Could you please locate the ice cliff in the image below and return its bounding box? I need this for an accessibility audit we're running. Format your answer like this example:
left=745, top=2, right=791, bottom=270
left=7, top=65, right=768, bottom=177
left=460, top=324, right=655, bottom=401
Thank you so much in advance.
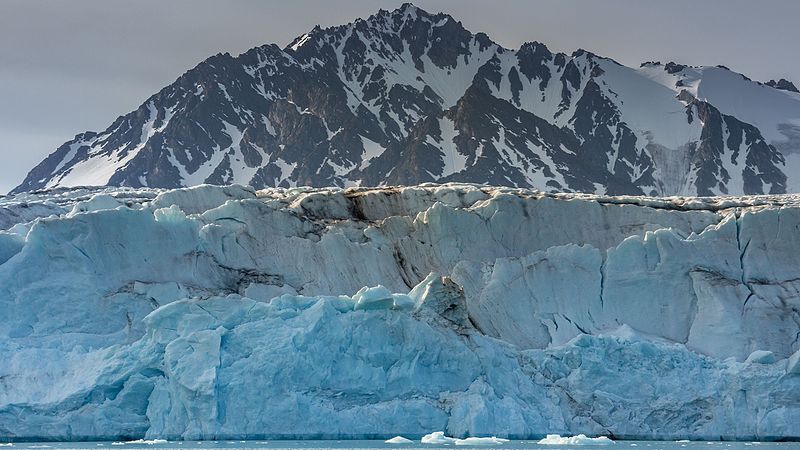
left=1, top=183, right=799, bottom=441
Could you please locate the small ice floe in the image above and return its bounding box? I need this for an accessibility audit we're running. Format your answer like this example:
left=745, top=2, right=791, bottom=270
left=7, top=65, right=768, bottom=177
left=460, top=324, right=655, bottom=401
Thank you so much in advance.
left=0, top=444, right=12, bottom=447
left=676, top=440, right=690, bottom=443
left=537, top=434, right=614, bottom=445
left=111, top=444, right=126, bottom=446
left=121, top=440, right=167, bottom=445
left=421, top=432, right=457, bottom=444
left=454, top=437, right=509, bottom=446
left=385, top=436, right=414, bottom=444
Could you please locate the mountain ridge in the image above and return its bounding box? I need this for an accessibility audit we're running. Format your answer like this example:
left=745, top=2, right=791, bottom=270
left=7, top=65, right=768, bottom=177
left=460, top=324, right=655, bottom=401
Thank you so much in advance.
left=12, top=3, right=800, bottom=195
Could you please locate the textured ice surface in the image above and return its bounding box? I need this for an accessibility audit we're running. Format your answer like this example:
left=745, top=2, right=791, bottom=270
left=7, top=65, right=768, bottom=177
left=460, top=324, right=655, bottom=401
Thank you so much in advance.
left=1, top=184, right=799, bottom=441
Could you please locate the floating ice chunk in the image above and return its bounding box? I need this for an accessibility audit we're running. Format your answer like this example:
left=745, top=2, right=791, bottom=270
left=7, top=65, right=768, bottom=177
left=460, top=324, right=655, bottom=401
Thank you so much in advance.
left=111, top=443, right=125, bottom=446
left=745, top=350, right=776, bottom=364
left=385, top=436, right=414, bottom=444
left=454, top=437, right=509, bottom=445
left=353, top=285, right=394, bottom=310
left=537, top=434, right=614, bottom=445
left=0, top=445, right=12, bottom=447
left=122, top=440, right=168, bottom=445
left=422, top=431, right=458, bottom=444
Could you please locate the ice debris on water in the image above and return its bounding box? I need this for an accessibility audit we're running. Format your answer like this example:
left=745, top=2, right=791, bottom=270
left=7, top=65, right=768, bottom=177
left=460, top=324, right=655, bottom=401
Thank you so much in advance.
left=537, top=434, right=614, bottom=445
left=454, top=437, right=509, bottom=445
left=421, top=432, right=458, bottom=444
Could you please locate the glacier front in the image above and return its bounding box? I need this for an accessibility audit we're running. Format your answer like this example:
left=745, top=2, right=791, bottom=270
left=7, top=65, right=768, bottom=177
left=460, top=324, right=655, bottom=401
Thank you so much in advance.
left=1, top=183, right=799, bottom=441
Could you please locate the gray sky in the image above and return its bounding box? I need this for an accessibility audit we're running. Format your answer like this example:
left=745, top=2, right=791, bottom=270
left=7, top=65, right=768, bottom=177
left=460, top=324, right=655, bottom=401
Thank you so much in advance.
left=2, top=0, right=799, bottom=194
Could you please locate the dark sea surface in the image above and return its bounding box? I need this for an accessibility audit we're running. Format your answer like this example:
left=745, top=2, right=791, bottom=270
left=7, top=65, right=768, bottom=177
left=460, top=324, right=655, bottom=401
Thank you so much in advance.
left=2, top=440, right=797, bottom=450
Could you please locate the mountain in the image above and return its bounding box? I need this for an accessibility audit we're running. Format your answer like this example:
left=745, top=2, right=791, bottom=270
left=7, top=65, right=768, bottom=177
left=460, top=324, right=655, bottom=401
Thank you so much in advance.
left=12, top=4, right=800, bottom=196
left=2, top=184, right=800, bottom=440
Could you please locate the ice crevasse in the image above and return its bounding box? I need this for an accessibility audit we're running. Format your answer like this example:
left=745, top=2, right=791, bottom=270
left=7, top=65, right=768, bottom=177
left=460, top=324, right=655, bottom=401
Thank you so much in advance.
left=0, top=183, right=799, bottom=441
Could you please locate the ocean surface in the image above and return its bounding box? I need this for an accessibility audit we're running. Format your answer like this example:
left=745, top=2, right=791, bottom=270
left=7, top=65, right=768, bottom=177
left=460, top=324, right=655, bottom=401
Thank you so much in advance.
left=1, top=440, right=797, bottom=450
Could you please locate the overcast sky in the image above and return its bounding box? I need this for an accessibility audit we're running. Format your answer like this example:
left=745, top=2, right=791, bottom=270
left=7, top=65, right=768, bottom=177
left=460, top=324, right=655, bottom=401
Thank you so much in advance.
left=2, top=0, right=799, bottom=194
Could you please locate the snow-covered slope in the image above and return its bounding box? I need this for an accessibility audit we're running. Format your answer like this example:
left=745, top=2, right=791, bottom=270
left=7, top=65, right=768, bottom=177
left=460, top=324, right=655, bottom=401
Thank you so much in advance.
left=1, top=184, right=799, bottom=441
left=12, top=4, right=800, bottom=196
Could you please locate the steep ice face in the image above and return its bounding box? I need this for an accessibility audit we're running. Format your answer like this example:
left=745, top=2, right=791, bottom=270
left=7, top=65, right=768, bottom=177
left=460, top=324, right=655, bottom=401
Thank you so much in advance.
left=1, top=184, right=800, bottom=440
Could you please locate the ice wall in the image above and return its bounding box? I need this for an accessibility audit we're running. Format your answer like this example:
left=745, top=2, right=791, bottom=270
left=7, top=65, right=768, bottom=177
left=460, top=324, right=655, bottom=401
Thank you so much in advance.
left=1, top=184, right=799, bottom=441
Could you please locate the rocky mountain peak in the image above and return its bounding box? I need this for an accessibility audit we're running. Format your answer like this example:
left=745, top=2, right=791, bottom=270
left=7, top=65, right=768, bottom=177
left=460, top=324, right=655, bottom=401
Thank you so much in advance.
left=766, top=78, right=799, bottom=93
left=12, top=4, right=800, bottom=197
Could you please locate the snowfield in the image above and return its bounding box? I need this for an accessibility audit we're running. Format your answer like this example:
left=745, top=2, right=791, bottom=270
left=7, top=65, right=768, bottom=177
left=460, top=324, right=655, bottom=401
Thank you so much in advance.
left=0, top=183, right=799, bottom=441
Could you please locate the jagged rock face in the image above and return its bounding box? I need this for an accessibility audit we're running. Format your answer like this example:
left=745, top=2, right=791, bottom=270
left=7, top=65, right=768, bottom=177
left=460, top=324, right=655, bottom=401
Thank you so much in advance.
left=766, top=78, right=799, bottom=93
left=2, top=184, right=800, bottom=440
left=12, top=4, right=800, bottom=197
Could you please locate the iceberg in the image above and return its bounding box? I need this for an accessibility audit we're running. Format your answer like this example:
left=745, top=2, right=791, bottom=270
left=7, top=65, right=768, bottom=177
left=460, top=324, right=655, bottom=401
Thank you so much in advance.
left=422, top=432, right=458, bottom=444
left=537, top=434, right=614, bottom=445
left=385, top=436, right=414, bottom=444
left=0, top=184, right=799, bottom=441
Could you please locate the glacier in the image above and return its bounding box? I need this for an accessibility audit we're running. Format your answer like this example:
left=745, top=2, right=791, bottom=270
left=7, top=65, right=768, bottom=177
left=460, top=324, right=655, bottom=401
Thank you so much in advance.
left=1, top=183, right=799, bottom=441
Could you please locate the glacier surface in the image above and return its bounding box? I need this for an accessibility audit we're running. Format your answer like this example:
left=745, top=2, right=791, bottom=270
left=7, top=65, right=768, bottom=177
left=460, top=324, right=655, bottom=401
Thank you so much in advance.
left=1, top=183, right=799, bottom=441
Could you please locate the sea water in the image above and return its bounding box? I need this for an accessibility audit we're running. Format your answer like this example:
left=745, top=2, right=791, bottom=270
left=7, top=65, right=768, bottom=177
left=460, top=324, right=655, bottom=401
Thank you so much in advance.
left=1, top=440, right=797, bottom=450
